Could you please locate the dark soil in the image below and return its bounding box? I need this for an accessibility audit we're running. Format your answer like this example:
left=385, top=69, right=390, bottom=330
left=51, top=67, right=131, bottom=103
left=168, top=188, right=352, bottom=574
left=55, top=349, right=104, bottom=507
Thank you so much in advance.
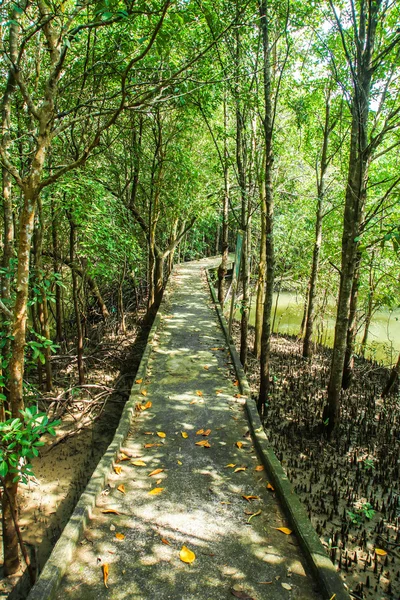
left=233, top=324, right=400, bottom=600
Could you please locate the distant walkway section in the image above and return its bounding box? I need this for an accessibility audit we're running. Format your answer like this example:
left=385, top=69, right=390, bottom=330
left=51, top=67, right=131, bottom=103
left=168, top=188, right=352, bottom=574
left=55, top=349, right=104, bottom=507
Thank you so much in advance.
left=29, top=259, right=327, bottom=599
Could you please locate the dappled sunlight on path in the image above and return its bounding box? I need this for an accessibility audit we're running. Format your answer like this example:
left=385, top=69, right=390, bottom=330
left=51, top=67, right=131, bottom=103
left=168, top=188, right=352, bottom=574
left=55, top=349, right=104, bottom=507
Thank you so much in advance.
left=54, top=259, right=321, bottom=600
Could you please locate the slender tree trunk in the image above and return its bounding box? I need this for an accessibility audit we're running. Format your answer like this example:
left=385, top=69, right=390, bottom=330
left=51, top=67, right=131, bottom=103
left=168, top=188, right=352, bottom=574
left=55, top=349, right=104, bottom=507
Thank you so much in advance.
left=154, top=252, right=164, bottom=310
left=51, top=198, right=63, bottom=343
left=69, top=220, right=84, bottom=385
left=258, top=0, right=275, bottom=415
left=118, top=257, right=127, bottom=334
left=218, top=95, right=230, bottom=305
left=342, top=254, right=361, bottom=389
left=254, top=181, right=267, bottom=358
left=299, top=282, right=309, bottom=339
left=360, top=278, right=374, bottom=359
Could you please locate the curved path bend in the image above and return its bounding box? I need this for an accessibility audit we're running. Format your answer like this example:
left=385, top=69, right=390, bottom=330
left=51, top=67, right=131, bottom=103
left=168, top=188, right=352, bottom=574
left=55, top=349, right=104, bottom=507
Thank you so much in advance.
left=36, top=260, right=324, bottom=600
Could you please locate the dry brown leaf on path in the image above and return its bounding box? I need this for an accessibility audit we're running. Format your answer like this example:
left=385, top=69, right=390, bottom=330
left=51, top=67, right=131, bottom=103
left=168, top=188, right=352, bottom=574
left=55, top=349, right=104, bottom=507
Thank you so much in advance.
left=141, top=389, right=147, bottom=396
left=180, top=545, right=196, bottom=564
left=117, top=484, right=126, bottom=494
left=375, top=549, right=387, bottom=556
left=203, top=429, right=211, bottom=436
left=195, top=440, right=211, bottom=448
left=234, top=467, right=246, bottom=473
left=216, top=390, right=223, bottom=395
left=190, top=400, right=197, bottom=405
left=266, top=483, right=275, bottom=491
left=149, top=487, right=164, bottom=495
left=115, top=533, right=125, bottom=540
left=157, top=432, right=166, bottom=438
left=233, top=380, right=239, bottom=386
left=203, top=365, right=209, bottom=370
left=144, top=443, right=162, bottom=448
left=242, top=495, right=260, bottom=502
left=135, top=378, right=143, bottom=384
left=196, top=429, right=204, bottom=435
left=196, top=390, right=203, bottom=396
left=114, top=466, right=122, bottom=475
left=181, top=431, right=188, bottom=438
left=144, top=401, right=152, bottom=409
left=236, top=442, right=243, bottom=449
left=118, top=453, right=130, bottom=461
left=161, top=538, right=171, bottom=545
left=255, top=465, right=264, bottom=472
left=131, top=460, right=146, bottom=466
left=148, top=468, right=164, bottom=477
left=225, top=464, right=236, bottom=468
left=102, top=509, right=120, bottom=515
left=102, top=564, right=109, bottom=588
left=275, top=527, right=292, bottom=535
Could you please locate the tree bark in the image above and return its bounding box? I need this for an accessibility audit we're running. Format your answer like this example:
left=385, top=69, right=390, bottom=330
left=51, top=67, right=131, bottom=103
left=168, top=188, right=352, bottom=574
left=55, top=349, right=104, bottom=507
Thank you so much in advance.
left=258, top=0, right=275, bottom=416
left=342, top=253, right=361, bottom=389
left=254, top=180, right=267, bottom=358
left=69, top=219, right=85, bottom=385
left=326, top=0, right=378, bottom=434
left=218, top=94, right=230, bottom=305
left=382, top=352, right=400, bottom=397
left=1, top=475, right=19, bottom=576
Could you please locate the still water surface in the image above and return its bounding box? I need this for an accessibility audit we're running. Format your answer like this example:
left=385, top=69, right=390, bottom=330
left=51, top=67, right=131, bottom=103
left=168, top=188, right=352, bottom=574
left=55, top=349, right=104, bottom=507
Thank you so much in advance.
left=246, top=292, right=400, bottom=366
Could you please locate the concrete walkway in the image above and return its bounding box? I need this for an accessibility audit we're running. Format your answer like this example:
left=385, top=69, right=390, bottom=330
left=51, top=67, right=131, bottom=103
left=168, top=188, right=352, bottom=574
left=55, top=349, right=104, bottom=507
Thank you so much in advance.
left=53, top=260, right=322, bottom=600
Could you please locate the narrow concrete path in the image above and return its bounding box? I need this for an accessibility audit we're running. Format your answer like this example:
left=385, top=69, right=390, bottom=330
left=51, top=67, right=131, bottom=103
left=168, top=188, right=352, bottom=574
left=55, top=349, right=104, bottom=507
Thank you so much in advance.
left=54, top=260, right=322, bottom=600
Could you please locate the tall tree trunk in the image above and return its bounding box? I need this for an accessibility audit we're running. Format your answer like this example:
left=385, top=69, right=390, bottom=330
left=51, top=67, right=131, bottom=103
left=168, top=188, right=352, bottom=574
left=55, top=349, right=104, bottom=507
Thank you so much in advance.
left=326, top=0, right=378, bottom=434
left=258, top=0, right=275, bottom=415
left=154, top=252, right=164, bottom=310
left=218, top=94, right=230, bottom=305
left=69, top=220, right=85, bottom=385
left=342, top=253, right=361, bottom=389
left=303, top=94, right=331, bottom=357
left=360, top=265, right=374, bottom=358
left=51, top=198, right=63, bottom=344
left=254, top=181, right=267, bottom=358
left=33, top=197, right=52, bottom=391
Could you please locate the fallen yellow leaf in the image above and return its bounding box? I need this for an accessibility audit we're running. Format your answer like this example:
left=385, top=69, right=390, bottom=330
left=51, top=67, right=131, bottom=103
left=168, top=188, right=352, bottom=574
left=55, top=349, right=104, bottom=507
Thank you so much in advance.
left=196, top=429, right=205, bottom=435
left=233, top=380, right=239, bottom=386
left=117, top=484, right=126, bottom=494
left=255, top=465, right=264, bottom=472
left=141, top=390, right=147, bottom=396
left=195, top=440, right=211, bottom=447
left=115, top=533, right=125, bottom=540
left=114, top=466, right=122, bottom=475
left=216, top=390, right=223, bottom=395
left=242, top=495, right=260, bottom=502
left=157, top=432, right=166, bottom=438
left=247, top=509, right=262, bottom=522
left=225, top=464, right=236, bottom=468
left=375, top=548, right=387, bottom=556
left=180, top=545, right=196, bottom=564
left=275, top=527, right=292, bottom=535
left=102, top=509, right=120, bottom=515
left=102, top=563, right=109, bottom=588
left=234, top=393, right=242, bottom=398
left=236, top=442, right=243, bottom=449
left=203, top=429, right=211, bottom=436
left=144, top=431, right=153, bottom=435
left=119, top=453, right=130, bottom=461
left=149, top=487, right=164, bottom=495
left=234, top=467, right=246, bottom=473
left=131, top=460, right=146, bottom=466
left=144, top=443, right=162, bottom=448
left=196, top=390, right=203, bottom=396
left=266, top=483, right=275, bottom=491
left=181, top=431, right=188, bottom=438
left=135, top=378, right=143, bottom=384
left=144, top=401, right=152, bottom=409
left=161, top=538, right=171, bottom=545
left=203, top=365, right=209, bottom=370
left=177, top=460, right=182, bottom=465
left=148, top=468, right=164, bottom=477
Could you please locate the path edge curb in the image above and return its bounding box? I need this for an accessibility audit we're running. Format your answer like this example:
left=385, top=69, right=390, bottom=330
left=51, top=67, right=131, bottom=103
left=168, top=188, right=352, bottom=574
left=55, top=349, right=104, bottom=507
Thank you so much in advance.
left=206, top=267, right=349, bottom=600
left=27, top=297, right=168, bottom=600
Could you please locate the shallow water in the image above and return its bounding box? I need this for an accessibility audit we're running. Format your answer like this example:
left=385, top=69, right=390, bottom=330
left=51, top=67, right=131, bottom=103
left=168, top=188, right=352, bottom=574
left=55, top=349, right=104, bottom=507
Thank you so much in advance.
left=245, top=291, right=400, bottom=366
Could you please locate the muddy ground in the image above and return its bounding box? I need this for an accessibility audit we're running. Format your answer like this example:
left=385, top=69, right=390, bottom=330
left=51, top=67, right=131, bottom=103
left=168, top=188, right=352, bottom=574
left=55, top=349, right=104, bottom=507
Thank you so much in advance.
left=233, top=324, right=399, bottom=600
